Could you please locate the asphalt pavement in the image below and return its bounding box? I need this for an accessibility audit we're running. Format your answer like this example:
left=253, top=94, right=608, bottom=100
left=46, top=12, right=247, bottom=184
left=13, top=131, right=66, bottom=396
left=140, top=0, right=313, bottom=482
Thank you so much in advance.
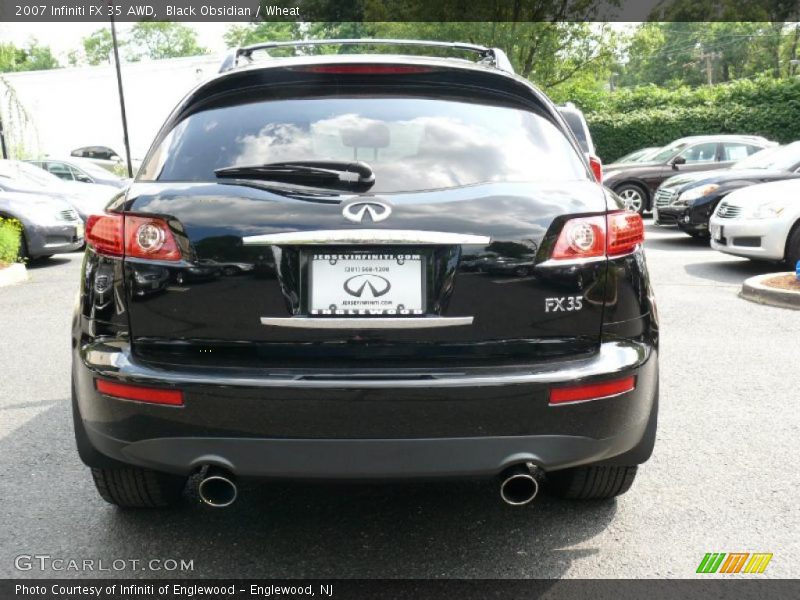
left=1, top=222, right=798, bottom=579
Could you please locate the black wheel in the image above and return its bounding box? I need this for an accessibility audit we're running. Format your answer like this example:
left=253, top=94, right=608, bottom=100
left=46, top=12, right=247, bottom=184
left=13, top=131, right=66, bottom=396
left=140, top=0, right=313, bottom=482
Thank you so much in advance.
left=90, top=466, right=187, bottom=508
left=614, top=184, right=647, bottom=215
left=548, top=465, right=638, bottom=499
left=785, top=222, right=800, bottom=268
left=17, top=228, right=29, bottom=261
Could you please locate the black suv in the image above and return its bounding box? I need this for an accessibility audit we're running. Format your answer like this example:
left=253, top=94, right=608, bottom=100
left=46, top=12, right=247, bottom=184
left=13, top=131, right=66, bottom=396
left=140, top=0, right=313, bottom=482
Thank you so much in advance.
left=71, top=40, right=658, bottom=509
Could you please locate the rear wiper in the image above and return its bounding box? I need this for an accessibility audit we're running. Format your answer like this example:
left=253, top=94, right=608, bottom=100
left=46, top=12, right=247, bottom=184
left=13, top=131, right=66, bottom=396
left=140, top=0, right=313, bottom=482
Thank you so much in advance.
left=215, top=160, right=375, bottom=192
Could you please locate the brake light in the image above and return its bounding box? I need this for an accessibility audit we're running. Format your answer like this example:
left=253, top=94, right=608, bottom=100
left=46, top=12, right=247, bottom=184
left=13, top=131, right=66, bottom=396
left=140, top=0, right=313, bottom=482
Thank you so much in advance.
left=86, top=214, right=123, bottom=256
left=550, top=376, right=635, bottom=405
left=86, top=213, right=182, bottom=261
left=550, top=211, right=644, bottom=261
left=607, top=211, right=644, bottom=256
left=588, top=155, right=603, bottom=183
left=95, top=379, right=184, bottom=406
left=298, top=65, right=433, bottom=74
left=125, top=216, right=182, bottom=261
left=551, top=215, right=606, bottom=260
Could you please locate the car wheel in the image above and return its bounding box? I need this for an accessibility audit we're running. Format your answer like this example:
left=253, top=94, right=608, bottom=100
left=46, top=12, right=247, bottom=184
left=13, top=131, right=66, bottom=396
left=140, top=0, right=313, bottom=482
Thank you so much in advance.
left=91, top=466, right=187, bottom=508
left=615, top=184, right=647, bottom=215
left=548, top=465, right=638, bottom=499
left=785, top=223, right=800, bottom=267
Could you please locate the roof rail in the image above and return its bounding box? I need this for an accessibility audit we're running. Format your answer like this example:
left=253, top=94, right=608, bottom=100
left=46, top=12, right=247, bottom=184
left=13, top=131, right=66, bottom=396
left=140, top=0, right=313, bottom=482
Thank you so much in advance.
left=218, top=39, right=515, bottom=74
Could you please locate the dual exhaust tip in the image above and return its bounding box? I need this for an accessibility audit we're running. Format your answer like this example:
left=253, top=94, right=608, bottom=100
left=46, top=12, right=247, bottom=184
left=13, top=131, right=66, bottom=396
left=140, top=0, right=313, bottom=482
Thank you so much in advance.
left=197, top=462, right=542, bottom=508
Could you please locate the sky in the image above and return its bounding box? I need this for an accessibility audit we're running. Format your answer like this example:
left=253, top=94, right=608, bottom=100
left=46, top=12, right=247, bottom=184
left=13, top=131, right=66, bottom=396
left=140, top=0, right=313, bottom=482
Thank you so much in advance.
left=0, top=22, right=237, bottom=60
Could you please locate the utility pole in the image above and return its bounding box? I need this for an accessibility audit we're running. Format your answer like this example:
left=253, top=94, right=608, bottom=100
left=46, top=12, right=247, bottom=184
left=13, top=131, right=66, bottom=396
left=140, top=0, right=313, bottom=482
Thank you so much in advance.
left=698, top=50, right=722, bottom=85
left=109, top=3, right=133, bottom=178
left=0, top=113, right=7, bottom=159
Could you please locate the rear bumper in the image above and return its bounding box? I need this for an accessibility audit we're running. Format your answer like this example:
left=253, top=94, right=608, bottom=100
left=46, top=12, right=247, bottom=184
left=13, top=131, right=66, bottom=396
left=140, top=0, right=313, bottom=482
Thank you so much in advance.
left=73, top=340, right=658, bottom=478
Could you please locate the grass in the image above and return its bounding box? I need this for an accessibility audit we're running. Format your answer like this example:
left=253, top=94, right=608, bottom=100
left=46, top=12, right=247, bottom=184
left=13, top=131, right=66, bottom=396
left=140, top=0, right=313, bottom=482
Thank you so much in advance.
left=0, top=217, right=22, bottom=265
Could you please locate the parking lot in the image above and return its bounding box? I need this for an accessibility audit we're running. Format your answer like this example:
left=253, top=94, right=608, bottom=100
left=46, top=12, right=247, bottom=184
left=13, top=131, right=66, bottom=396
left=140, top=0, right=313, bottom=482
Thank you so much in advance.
left=1, top=221, right=798, bottom=579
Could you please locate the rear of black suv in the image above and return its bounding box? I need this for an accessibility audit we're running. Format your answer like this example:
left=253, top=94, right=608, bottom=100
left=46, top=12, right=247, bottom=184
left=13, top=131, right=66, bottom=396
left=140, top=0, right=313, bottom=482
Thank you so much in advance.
left=71, top=47, right=658, bottom=509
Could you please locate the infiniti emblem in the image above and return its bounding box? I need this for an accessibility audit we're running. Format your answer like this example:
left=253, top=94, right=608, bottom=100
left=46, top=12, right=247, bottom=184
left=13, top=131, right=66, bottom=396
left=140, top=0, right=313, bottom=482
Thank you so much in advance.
left=342, top=201, right=392, bottom=223
left=343, top=274, right=392, bottom=298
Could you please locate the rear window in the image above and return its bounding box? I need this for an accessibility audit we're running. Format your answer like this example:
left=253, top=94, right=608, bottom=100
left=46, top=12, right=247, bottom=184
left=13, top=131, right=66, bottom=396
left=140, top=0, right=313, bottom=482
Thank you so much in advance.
left=141, top=96, right=588, bottom=192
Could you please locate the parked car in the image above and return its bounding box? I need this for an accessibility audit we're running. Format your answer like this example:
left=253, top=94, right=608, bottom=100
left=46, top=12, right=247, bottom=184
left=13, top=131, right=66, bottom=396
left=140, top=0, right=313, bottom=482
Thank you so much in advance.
left=556, top=103, right=603, bottom=182
left=26, top=157, right=130, bottom=189
left=0, top=191, right=83, bottom=259
left=0, top=160, right=119, bottom=220
left=615, top=147, right=660, bottom=164
left=557, top=103, right=595, bottom=155
left=653, top=143, right=800, bottom=238
left=710, top=178, right=800, bottom=266
left=603, top=135, right=775, bottom=214
left=72, top=39, right=657, bottom=510
left=70, top=146, right=141, bottom=174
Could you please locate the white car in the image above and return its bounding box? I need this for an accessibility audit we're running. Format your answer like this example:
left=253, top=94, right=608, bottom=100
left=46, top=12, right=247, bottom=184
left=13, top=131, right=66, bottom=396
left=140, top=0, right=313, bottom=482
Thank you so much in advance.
left=709, top=178, right=800, bottom=266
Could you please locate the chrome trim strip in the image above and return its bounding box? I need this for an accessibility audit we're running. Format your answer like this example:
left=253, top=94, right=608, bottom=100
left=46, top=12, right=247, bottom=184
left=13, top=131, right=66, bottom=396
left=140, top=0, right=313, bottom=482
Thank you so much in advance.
left=260, top=317, right=474, bottom=329
left=536, top=256, right=608, bottom=268
left=82, top=341, right=651, bottom=389
left=243, top=229, right=491, bottom=246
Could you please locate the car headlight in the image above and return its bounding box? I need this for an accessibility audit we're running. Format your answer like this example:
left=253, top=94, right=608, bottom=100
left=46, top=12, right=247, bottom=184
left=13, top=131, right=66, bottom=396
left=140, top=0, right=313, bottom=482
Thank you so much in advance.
left=743, top=200, right=787, bottom=220
left=674, top=184, right=719, bottom=205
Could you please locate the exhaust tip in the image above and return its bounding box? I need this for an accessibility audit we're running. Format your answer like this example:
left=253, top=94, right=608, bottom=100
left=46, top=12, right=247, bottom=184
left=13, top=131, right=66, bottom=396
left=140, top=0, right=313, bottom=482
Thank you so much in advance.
left=198, top=471, right=238, bottom=508
left=500, top=463, right=540, bottom=506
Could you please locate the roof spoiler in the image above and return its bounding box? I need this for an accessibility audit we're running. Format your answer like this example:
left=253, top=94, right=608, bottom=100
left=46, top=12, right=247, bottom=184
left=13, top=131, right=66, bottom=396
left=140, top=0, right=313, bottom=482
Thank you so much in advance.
left=218, top=39, right=514, bottom=74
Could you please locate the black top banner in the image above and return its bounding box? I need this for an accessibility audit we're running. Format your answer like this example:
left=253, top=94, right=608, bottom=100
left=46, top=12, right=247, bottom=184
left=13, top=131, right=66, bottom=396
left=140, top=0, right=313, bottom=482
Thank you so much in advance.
left=0, top=0, right=799, bottom=22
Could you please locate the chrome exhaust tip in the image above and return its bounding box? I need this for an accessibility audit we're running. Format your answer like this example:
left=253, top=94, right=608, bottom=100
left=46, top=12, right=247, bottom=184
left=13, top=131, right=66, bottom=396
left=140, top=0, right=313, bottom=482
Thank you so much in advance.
left=198, top=467, right=238, bottom=508
left=500, top=462, right=540, bottom=506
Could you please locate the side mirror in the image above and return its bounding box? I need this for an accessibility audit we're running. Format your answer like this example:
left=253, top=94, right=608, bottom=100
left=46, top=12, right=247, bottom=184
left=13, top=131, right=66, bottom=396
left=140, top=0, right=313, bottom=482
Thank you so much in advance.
left=671, top=156, right=686, bottom=169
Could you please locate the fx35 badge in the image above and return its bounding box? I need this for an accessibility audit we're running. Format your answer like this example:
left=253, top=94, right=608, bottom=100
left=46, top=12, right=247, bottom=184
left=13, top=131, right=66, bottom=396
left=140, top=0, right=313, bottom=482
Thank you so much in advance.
left=545, top=296, right=583, bottom=312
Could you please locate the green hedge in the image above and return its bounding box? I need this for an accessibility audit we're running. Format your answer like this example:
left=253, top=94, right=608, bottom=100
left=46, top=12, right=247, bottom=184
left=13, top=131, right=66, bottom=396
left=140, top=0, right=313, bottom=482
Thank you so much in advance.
left=579, top=78, right=800, bottom=163
left=0, top=217, right=22, bottom=264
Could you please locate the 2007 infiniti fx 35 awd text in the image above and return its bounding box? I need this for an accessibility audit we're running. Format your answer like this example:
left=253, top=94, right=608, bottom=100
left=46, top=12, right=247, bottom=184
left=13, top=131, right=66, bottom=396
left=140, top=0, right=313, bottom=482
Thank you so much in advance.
left=71, top=40, right=658, bottom=509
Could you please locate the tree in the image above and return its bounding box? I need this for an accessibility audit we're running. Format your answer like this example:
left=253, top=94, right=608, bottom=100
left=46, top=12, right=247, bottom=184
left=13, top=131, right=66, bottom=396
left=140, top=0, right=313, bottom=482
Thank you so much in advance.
left=82, top=28, right=114, bottom=66
left=0, top=40, right=59, bottom=73
left=126, top=23, right=206, bottom=61
left=223, top=22, right=301, bottom=48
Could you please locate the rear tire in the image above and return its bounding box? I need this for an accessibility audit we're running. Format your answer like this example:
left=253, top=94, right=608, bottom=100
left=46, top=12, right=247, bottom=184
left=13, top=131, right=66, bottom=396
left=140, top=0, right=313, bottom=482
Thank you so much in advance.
left=91, top=466, right=187, bottom=508
left=548, top=465, right=638, bottom=499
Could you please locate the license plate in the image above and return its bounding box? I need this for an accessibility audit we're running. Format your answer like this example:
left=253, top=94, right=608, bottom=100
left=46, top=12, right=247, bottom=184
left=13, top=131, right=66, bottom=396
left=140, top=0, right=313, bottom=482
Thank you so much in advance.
left=711, top=224, right=723, bottom=241
left=309, top=253, right=424, bottom=316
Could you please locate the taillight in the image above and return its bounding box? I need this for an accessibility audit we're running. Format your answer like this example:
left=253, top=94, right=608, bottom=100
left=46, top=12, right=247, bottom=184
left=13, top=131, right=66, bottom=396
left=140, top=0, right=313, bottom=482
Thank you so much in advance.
left=550, top=211, right=644, bottom=261
left=86, top=213, right=181, bottom=261
left=96, top=379, right=184, bottom=406
left=298, top=65, right=433, bottom=74
left=549, top=376, right=635, bottom=405
left=86, top=214, right=123, bottom=256
left=588, top=155, right=603, bottom=183
left=124, top=216, right=181, bottom=260
left=607, top=211, right=645, bottom=256
left=551, top=215, right=606, bottom=261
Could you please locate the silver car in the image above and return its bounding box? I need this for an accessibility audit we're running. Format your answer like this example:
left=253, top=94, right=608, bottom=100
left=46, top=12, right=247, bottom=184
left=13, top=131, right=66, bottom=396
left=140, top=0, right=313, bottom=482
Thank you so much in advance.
left=0, top=191, right=84, bottom=259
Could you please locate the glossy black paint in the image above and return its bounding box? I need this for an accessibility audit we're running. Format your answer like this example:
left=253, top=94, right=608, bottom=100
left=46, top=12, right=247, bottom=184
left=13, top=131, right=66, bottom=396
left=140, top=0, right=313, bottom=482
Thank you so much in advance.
left=71, top=54, right=659, bottom=479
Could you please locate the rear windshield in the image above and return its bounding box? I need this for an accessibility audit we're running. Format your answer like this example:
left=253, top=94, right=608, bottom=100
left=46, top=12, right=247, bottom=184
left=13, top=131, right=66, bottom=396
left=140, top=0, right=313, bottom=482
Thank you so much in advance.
left=141, top=96, right=588, bottom=192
